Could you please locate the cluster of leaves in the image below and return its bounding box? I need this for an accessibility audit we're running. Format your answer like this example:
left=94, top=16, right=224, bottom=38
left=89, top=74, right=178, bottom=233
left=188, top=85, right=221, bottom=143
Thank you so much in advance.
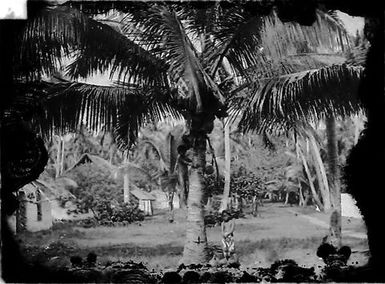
left=230, top=166, right=266, bottom=199
left=204, top=174, right=224, bottom=196
left=204, top=209, right=245, bottom=227
left=93, top=200, right=145, bottom=226
left=65, top=163, right=124, bottom=207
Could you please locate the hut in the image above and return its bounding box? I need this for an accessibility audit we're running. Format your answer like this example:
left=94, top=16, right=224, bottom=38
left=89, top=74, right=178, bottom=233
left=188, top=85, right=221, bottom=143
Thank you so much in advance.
left=130, top=186, right=156, bottom=216
left=8, top=178, right=77, bottom=233
left=11, top=181, right=53, bottom=233
left=65, top=153, right=116, bottom=173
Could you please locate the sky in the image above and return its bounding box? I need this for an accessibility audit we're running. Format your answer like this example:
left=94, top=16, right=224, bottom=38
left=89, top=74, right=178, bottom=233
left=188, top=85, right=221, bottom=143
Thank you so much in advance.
left=0, top=0, right=27, bottom=19
left=337, top=11, right=365, bottom=36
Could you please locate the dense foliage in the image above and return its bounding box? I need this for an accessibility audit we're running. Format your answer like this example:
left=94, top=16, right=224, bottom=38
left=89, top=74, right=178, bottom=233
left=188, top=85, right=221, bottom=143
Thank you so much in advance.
left=62, top=164, right=144, bottom=225
left=230, top=166, right=266, bottom=199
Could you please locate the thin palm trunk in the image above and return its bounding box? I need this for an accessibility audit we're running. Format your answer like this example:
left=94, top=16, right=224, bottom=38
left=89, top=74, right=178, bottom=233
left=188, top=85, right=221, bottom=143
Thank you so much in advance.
left=60, top=137, right=65, bottom=175
left=220, top=119, right=231, bottom=212
left=309, top=135, right=331, bottom=210
left=16, top=192, right=26, bottom=233
left=167, top=190, right=175, bottom=222
left=55, top=136, right=61, bottom=178
left=123, top=152, right=130, bottom=203
left=326, top=116, right=341, bottom=247
left=181, top=127, right=209, bottom=265
left=177, top=163, right=189, bottom=208
left=298, top=147, right=324, bottom=211
left=298, top=184, right=305, bottom=206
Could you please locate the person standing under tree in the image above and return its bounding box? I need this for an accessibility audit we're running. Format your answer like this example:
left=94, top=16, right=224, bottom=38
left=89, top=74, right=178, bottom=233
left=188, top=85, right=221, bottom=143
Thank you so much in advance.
left=221, top=210, right=235, bottom=260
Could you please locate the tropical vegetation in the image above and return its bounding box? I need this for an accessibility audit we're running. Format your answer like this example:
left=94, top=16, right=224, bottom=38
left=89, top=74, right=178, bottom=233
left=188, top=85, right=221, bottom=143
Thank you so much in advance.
left=7, top=0, right=365, bottom=265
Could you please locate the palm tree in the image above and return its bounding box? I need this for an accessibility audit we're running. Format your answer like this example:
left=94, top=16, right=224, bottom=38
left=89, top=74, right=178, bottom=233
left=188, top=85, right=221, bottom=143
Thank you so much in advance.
left=234, top=58, right=363, bottom=248
left=14, top=2, right=352, bottom=264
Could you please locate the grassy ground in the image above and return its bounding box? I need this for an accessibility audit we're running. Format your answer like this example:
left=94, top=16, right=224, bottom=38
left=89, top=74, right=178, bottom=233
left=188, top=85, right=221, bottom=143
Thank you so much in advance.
left=17, top=203, right=369, bottom=272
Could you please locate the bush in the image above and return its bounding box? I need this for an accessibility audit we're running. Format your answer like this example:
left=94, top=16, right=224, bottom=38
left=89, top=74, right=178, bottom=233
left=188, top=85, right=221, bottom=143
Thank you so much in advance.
left=230, top=166, right=265, bottom=200
left=64, top=163, right=145, bottom=226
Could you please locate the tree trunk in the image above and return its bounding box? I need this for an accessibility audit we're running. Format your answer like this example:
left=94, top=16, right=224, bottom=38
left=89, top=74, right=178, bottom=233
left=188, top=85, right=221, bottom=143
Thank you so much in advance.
left=326, top=116, right=341, bottom=248
left=219, top=119, right=231, bottom=212
left=181, top=131, right=209, bottom=265
left=16, top=192, right=26, bottom=233
left=60, top=137, right=65, bottom=175
left=177, top=163, right=189, bottom=208
left=55, top=136, right=61, bottom=178
left=298, top=147, right=324, bottom=211
left=252, top=196, right=258, bottom=216
left=123, top=153, right=130, bottom=204
left=298, top=185, right=305, bottom=206
left=205, top=196, right=213, bottom=212
left=168, top=191, right=174, bottom=222
left=309, top=135, right=331, bottom=210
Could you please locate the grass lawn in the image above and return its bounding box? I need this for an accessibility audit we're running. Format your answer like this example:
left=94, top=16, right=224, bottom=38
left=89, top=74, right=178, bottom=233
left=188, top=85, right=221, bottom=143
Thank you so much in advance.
left=17, top=203, right=369, bottom=272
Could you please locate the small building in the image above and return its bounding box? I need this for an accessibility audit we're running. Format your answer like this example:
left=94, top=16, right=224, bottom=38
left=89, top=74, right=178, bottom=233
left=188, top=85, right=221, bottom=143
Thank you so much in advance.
left=12, top=181, right=53, bottom=233
left=8, top=178, right=77, bottom=233
left=130, top=186, right=156, bottom=216
left=65, top=153, right=116, bottom=173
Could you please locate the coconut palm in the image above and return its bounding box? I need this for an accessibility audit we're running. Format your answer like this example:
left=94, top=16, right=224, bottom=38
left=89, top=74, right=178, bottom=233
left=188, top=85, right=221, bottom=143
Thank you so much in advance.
left=233, top=53, right=364, bottom=248
left=12, top=1, right=353, bottom=264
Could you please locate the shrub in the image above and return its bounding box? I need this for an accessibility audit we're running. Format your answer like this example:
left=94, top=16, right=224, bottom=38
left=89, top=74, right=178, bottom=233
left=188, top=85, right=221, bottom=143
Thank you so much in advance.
left=230, top=166, right=266, bottom=200
left=64, top=163, right=145, bottom=226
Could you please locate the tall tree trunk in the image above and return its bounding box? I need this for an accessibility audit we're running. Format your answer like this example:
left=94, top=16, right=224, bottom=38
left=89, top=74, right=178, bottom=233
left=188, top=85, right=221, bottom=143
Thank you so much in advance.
left=219, top=119, right=231, bottom=212
left=298, top=184, right=305, bottom=206
left=60, top=137, right=65, bottom=175
left=309, top=136, right=331, bottom=210
left=326, top=116, right=341, bottom=248
left=205, top=195, right=213, bottom=211
left=123, top=152, right=130, bottom=204
left=16, top=192, right=26, bottom=233
left=55, top=136, right=61, bottom=178
left=167, top=190, right=175, bottom=222
left=298, top=147, right=324, bottom=211
left=181, top=129, right=209, bottom=265
left=177, top=162, right=189, bottom=208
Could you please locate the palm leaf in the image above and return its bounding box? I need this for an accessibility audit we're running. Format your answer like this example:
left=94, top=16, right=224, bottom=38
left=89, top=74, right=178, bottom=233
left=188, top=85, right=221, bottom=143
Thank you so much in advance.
left=261, top=10, right=351, bottom=59
left=15, top=6, right=89, bottom=80
left=117, top=3, right=226, bottom=113
left=18, top=5, right=168, bottom=87
left=201, top=4, right=264, bottom=78
left=236, top=64, right=363, bottom=135
left=17, top=80, right=181, bottom=146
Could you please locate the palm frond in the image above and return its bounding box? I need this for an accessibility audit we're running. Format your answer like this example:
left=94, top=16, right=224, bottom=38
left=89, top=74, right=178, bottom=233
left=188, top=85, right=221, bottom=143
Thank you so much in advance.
left=202, top=5, right=264, bottom=78
left=16, top=6, right=89, bottom=80
left=261, top=10, right=351, bottom=59
left=17, top=80, right=181, bottom=146
left=140, top=138, right=170, bottom=172
left=117, top=3, right=225, bottom=113
left=64, top=14, right=168, bottom=85
left=226, top=53, right=346, bottom=127
left=113, top=90, right=183, bottom=150
left=18, top=5, right=168, bottom=86
left=236, top=64, right=364, bottom=135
